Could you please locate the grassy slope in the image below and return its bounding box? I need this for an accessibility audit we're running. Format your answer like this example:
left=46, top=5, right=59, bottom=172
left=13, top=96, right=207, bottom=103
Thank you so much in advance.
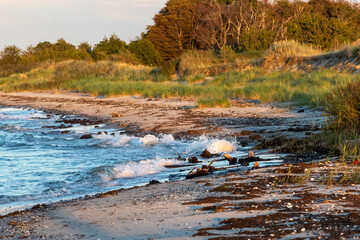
left=0, top=41, right=359, bottom=108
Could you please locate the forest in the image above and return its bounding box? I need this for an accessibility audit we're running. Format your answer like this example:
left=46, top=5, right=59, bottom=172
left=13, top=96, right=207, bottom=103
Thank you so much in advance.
left=1, top=0, right=359, bottom=77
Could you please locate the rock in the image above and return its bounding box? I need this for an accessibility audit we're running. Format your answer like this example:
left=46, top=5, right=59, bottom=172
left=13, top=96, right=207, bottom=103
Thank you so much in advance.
left=61, top=130, right=70, bottom=134
left=201, top=149, right=213, bottom=158
left=188, top=156, right=199, bottom=163
left=248, top=151, right=255, bottom=158
left=80, top=134, right=93, bottom=139
left=149, top=180, right=161, bottom=185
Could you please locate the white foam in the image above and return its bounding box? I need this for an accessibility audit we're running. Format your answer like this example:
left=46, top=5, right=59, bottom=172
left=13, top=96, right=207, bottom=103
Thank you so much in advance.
left=0, top=113, right=29, bottom=120
left=100, top=158, right=181, bottom=181
left=207, top=139, right=236, bottom=153
left=140, top=135, right=159, bottom=145
left=94, top=132, right=132, bottom=147
left=187, top=135, right=236, bottom=154
left=160, top=134, right=175, bottom=144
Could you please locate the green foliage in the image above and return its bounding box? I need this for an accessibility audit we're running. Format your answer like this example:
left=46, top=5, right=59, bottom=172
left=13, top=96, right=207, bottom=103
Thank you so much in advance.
left=287, top=13, right=355, bottom=50
left=198, top=97, right=230, bottom=108
left=128, top=39, right=162, bottom=66
left=326, top=77, right=360, bottom=130
left=160, top=58, right=179, bottom=77
left=219, top=46, right=236, bottom=63
left=0, top=45, right=21, bottom=65
left=93, top=34, right=126, bottom=56
left=240, top=30, right=275, bottom=52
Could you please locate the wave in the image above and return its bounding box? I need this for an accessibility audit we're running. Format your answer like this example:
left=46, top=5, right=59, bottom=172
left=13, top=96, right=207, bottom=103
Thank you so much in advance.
left=94, top=132, right=132, bottom=146
left=99, top=158, right=181, bottom=181
left=187, top=135, right=237, bottom=154
left=139, top=134, right=175, bottom=145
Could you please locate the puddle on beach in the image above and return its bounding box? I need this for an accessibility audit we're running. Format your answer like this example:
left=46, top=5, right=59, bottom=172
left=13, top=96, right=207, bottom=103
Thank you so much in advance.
left=0, top=106, right=286, bottom=215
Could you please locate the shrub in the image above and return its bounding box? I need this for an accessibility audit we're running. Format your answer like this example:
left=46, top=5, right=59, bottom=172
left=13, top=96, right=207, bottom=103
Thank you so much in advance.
left=326, top=80, right=360, bottom=130
left=128, top=39, right=162, bottom=66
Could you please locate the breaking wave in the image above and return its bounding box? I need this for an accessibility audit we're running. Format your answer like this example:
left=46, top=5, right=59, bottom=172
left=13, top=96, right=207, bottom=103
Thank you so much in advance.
left=187, top=135, right=237, bottom=154
left=99, top=158, right=181, bottom=181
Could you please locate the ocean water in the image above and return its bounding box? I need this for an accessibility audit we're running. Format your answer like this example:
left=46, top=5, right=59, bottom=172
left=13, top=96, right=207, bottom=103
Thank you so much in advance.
left=0, top=106, right=282, bottom=215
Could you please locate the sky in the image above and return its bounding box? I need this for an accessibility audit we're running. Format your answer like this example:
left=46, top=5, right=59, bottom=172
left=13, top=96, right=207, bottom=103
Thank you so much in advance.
left=0, top=0, right=168, bottom=50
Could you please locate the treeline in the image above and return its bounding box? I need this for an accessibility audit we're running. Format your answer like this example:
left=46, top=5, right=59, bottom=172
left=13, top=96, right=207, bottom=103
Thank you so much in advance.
left=1, top=0, right=360, bottom=77
left=0, top=35, right=162, bottom=77
left=146, top=0, right=360, bottom=60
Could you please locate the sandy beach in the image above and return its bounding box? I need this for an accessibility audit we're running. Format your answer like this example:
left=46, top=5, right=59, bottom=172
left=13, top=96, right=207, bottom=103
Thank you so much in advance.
left=1, top=161, right=360, bottom=239
left=0, top=91, right=324, bottom=139
left=2, top=91, right=358, bottom=239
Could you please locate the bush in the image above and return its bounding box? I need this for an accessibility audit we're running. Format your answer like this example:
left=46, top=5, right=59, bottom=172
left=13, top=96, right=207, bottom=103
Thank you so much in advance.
left=326, top=80, right=360, bottom=130
left=128, top=39, right=162, bottom=66
left=219, top=46, right=236, bottom=63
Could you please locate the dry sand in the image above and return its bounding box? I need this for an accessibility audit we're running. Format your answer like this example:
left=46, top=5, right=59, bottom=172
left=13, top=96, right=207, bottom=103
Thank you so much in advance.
left=1, top=91, right=351, bottom=240
left=0, top=91, right=325, bottom=140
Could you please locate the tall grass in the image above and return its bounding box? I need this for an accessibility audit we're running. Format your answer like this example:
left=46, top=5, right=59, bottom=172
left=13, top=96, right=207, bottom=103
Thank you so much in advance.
left=1, top=60, right=358, bottom=108
left=177, top=50, right=220, bottom=76
left=211, top=68, right=358, bottom=107
left=267, top=40, right=323, bottom=57
left=326, top=79, right=360, bottom=130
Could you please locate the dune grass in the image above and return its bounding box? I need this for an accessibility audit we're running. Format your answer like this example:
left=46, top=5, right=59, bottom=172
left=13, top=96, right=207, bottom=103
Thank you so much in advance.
left=267, top=40, right=324, bottom=57
left=0, top=60, right=358, bottom=108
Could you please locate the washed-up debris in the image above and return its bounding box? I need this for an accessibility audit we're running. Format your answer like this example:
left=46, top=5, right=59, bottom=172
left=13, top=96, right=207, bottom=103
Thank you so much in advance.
left=186, top=160, right=216, bottom=179
left=252, top=162, right=260, bottom=169
left=224, top=154, right=237, bottom=165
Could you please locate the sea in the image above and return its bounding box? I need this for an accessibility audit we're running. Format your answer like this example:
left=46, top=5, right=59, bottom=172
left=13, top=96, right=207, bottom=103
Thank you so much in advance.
left=0, top=106, right=283, bottom=215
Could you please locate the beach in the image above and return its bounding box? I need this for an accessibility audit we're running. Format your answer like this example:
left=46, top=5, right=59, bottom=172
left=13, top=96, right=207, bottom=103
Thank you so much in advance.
left=1, top=91, right=359, bottom=239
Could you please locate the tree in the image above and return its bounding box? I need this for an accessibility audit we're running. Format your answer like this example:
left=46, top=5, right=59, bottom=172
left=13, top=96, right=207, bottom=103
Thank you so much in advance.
left=128, top=39, right=162, bottom=66
left=94, top=34, right=126, bottom=55
left=146, top=0, right=207, bottom=61
left=0, top=45, right=22, bottom=65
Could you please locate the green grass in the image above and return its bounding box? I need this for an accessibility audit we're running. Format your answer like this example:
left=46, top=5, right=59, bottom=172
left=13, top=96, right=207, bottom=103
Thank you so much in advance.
left=0, top=60, right=358, bottom=108
left=210, top=68, right=358, bottom=107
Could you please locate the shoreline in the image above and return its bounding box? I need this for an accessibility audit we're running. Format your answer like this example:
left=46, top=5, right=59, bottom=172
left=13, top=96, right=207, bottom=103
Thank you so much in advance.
left=2, top=91, right=350, bottom=239
left=0, top=90, right=325, bottom=140
left=2, top=159, right=360, bottom=239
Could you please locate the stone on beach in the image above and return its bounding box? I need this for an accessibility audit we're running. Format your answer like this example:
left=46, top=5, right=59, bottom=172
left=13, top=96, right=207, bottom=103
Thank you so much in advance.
left=80, top=134, right=93, bottom=139
left=200, top=149, right=213, bottom=158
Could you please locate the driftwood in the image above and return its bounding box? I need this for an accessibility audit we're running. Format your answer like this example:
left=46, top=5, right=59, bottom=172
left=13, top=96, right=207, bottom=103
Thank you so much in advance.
left=224, top=154, right=237, bottom=165
left=186, top=160, right=216, bottom=179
